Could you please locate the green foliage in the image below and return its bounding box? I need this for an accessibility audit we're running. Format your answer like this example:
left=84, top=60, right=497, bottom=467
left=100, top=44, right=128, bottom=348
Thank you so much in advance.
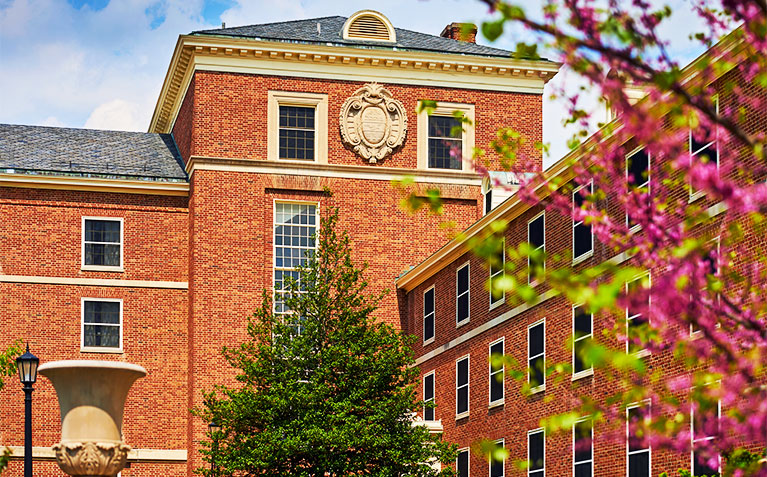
left=0, top=340, right=23, bottom=475
left=196, top=210, right=457, bottom=476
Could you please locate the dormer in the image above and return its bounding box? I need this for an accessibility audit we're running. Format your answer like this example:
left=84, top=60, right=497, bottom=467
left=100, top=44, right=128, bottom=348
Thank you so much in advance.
left=342, top=10, right=397, bottom=43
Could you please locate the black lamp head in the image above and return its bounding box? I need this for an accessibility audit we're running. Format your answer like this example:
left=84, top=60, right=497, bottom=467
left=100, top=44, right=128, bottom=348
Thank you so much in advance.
left=16, top=343, right=39, bottom=386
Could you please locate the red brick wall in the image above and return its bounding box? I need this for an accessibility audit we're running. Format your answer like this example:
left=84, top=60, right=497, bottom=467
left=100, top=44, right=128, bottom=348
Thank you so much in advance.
left=172, top=76, right=195, bottom=163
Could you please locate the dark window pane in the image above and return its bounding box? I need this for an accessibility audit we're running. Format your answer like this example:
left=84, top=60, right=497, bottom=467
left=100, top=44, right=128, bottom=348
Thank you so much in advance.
left=490, top=452, right=504, bottom=477
left=530, top=471, right=544, bottom=477
left=574, top=223, right=592, bottom=257
left=530, top=356, right=544, bottom=388
left=424, top=374, right=434, bottom=400
left=490, top=374, right=503, bottom=402
left=83, top=325, right=119, bottom=348
left=628, top=149, right=649, bottom=188
left=428, top=138, right=462, bottom=169
left=457, top=450, right=469, bottom=477
left=84, top=301, right=120, bottom=324
left=85, top=219, right=120, bottom=243
left=457, top=359, right=469, bottom=386
left=529, top=215, right=544, bottom=248
left=529, top=323, right=544, bottom=356
left=574, top=339, right=588, bottom=374
left=490, top=342, right=504, bottom=370
left=457, top=294, right=469, bottom=322
left=575, top=462, right=592, bottom=477
left=424, top=314, right=434, bottom=341
left=424, top=404, right=434, bottom=421
left=457, top=265, right=469, bottom=292
left=429, top=115, right=461, bottom=138
left=424, top=289, right=435, bottom=315
left=628, top=316, right=648, bottom=354
left=574, top=421, right=592, bottom=463
left=529, top=431, right=544, bottom=470
left=485, top=190, right=493, bottom=214
left=278, top=106, right=315, bottom=160
left=693, top=452, right=719, bottom=477
left=628, top=407, right=649, bottom=451
left=574, top=184, right=591, bottom=208
left=457, top=387, right=469, bottom=414
left=629, top=452, right=650, bottom=477
left=574, top=307, right=591, bottom=337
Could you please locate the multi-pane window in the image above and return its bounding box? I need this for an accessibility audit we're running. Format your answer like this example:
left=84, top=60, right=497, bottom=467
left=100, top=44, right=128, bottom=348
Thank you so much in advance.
left=490, top=438, right=505, bottom=477
left=573, top=182, right=593, bottom=261
left=428, top=115, right=463, bottom=170
left=81, top=299, right=122, bottom=352
left=274, top=202, right=318, bottom=330
left=456, top=355, right=470, bottom=418
left=626, top=148, right=650, bottom=230
left=528, top=213, right=545, bottom=284
left=574, top=419, right=593, bottom=477
left=489, top=338, right=504, bottom=406
left=82, top=218, right=122, bottom=269
left=689, top=97, right=719, bottom=199
left=490, top=239, right=505, bottom=307
left=573, top=305, right=593, bottom=377
left=528, top=429, right=545, bottom=477
left=528, top=320, right=545, bottom=392
left=424, top=286, right=435, bottom=343
left=456, top=263, right=470, bottom=326
left=457, top=448, right=470, bottom=477
left=627, top=404, right=651, bottom=477
left=692, top=394, right=721, bottom=477
left=423, top=371, right=435, bottom=421
left=279, top=105, right=315, bottom=160
left=626, top=274, right=650, bottom=354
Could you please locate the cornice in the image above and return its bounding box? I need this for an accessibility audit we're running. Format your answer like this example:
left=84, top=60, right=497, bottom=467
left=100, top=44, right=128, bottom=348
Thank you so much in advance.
left=0, top=173, right=190, bottom=196
left=149, top=34, right=562, bottom=134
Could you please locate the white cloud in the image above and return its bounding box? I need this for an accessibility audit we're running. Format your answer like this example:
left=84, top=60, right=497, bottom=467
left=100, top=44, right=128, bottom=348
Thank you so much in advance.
left=84, top=99, right=145, bottom=131
left=39, top=116, right=66, bottom=127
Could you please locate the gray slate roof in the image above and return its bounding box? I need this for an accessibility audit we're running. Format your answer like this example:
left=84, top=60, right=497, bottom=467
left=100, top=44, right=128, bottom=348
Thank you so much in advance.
left=193, top=16, right=528, bottom=59
left=0, top=124, right=187, bottom=182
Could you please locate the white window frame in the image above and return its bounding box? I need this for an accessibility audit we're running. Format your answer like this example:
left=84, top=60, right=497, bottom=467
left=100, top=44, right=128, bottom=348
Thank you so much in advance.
left=691, top=236, right=721, bottom=337
left=455, top=354, right=470, bottom=419
left=626, top=272, right=651, bottom=357
left=267, top=91, right=328, bottom=163
left=456, top=261, right=471, bottom=327
left=417, top=101, right=475, bottom=172
left=572, top=303, right=594, bottom=380
left=527, top=212, right=545, bottom=286
left=691, top=393, right=721, bottom=476
left=689, top=96, right=720, bottom=202
left=626, top=402, right=652, bottom=477
left=423, top=370, right=435, bottom=421
left=489, top=438, right=505, bottom=477
left=81, top=216, right=124, bottom=272
left=528, top=318, right=546, bottom=394
left=81, top=297, right=123, bottom=353
left=572, top=181, right=594, bottom=265
left=490, top=238, right=505, bottom=310
left=457, top=447, right=471, bottom=477
left=424, top=285, right=436, bottom=345
left=625, top=146, right=651, bottom=233
left=528, top=428, right=545, bottom=477
left=573, top=417, right=593, bottom=477
left=488, top=337, right=505, bottom=408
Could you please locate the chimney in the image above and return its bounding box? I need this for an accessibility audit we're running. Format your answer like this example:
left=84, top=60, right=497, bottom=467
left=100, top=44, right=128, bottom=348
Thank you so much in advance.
left=440, top=22, right=477, bottom=43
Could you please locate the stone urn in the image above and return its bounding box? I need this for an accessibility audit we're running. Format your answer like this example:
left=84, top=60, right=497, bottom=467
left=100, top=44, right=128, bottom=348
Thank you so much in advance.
left=38, top=360, right=146, bottom=477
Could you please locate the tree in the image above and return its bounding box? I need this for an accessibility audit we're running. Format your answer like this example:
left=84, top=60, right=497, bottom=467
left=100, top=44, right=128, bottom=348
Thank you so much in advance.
left=405, top=0, right=766, bottom=474
left=0, top=340, right=23, bottom=474
left=196, top=209, right=457, bottom=476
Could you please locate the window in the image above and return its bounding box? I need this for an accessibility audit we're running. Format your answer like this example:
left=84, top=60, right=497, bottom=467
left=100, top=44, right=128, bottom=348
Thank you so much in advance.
left=82, top=217, right=123, bottom=270
left=417, top=102, right=475, bottom=171
left=456, top=262, right=470, bottom=326
left=424, top=286, right=435, bottom=344
left=689, top=97, right=719, bottom=200
left=573, top=305, right=593, bottom=378
left=573, top=182, right=593, bottom=263
left=528, top=429, right=545, bottom=477
left=692, top=238, right=720, bottom=335
left=626, top=147, right=650, bottom=230
left=485, top=188, right=493, bottom=215
left=457, top=448, right=470, bottom=477
left=81, top=298, right=122, bottom=353
left=456, top=355, right=470, bottom=418
left=692, top=393, right=720, bottom=477
left=274, top=202, right=318, bottom=333
left=573, top=419, right=593, bottom=477
left=626, top=274, right=650, bottom=355
left=627, top=404, right=651, bottom=477
left=528, top=320, right=545, bottom=392
left=490, top=438, right=505, bottom=477
left=490, top=239, right=505, bottom=307
left=489, top=338, right=504, bottom=406
left=267, top=91, right=328, bottom=163
left=528, top=213, right=545, bottom=284
left=423, top=371, right=435, bottom=421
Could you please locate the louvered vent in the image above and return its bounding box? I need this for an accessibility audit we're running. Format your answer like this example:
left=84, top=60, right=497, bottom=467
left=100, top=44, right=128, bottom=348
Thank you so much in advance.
left=343, top=11, right=396, bottom=42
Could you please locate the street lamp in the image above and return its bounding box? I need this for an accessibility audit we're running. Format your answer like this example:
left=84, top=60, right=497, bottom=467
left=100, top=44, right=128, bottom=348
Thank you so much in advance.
left=208, top=420, right=221, bottom=475
left=16, top=344, right=39, bottom=477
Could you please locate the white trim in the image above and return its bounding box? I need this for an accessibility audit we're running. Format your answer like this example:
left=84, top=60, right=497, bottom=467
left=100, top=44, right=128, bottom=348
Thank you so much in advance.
left=417, top=101, right=476, bottom=172
left=489, top=438, right=506, bottom=477
left=81, top=216, right=124, bottom=272
left=423, top=285, right=436, bottom=345
left=572, top=303, right=593, bottom=380
left=455, top=353, right=470, bottom=419
left=691, top=392, right=721, bottom=475
left=267, top=91, right=328, bottom=164
left=7, top=446, right=187, bottom=463
left=626, top=401, right=652, bottom=477
left=457, top=447, right=471, bottom=477
left=0, top=275, right=187, bottom=289
left=0, top=173, right=189, bottom=195
left=423, top=370, right=436, bottom=421
left=81, top=297, right=123, bottom=354
left=573, top=417, right=593, bottom=477
left=488, top=336, right=505, bottom=407
left=527, top=211, right=545, bottom=286
left=490, top=237, right=506, bottom=308
left=626, top=272, right=651, bottom=356
left=572, top=181, right=594, bottom=263
left=456, top=261, right=471, bottom=327
left=527, top=428, right=545, bottom=477
left=527, top=318, right=546, bottom=393
left=625, top=146, right=651, bottom=232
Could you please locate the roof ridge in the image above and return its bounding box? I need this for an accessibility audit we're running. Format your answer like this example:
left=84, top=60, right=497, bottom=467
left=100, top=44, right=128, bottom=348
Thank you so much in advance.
left=0, top=123, right=170, bottom=136
left=193, top=15, right=346, bottom=34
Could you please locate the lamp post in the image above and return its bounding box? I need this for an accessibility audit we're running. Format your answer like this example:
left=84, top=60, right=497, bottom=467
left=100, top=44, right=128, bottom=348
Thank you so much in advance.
left=16, top=344, right=39, bottom=477
left=208, top=420, right=221, bottom=476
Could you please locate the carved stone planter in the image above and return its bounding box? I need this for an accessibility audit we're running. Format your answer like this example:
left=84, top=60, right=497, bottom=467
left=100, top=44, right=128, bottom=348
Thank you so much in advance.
left=38, top=360, right=146, bottom=477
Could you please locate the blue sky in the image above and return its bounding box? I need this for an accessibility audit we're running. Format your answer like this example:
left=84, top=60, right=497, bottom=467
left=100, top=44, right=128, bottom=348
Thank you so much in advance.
left=0, top=0, right=708, bottom=164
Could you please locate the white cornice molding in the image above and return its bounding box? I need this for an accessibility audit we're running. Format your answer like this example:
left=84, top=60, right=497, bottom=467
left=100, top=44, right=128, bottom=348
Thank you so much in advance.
left=7, top=446, right=187, bottom=463
left=0, top=275, right=188, bottom=289
left=149, top=34, right=562, bottom=133
left=0, top=173, right=189, bottom=196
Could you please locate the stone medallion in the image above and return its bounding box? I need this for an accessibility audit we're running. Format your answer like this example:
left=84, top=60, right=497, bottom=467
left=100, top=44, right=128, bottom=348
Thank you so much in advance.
left=339, top=83, right=407, bottom=163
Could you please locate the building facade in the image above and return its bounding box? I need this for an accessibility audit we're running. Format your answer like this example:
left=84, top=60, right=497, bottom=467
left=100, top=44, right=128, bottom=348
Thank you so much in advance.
left=0, top=11, right=558, bottom=476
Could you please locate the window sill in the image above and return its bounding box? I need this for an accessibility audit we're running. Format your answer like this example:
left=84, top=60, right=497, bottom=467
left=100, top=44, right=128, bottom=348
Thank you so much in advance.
left=455, top=411, right=470, bottom=421
left=81, top=266, right=124, bottom=273
left=276, top=158, right=318, bottom=164
left=488, top=399, right=505, bottom=409
left=529, top=385, right=545, bottom=395
left=456, top=318, right=470, bottom=329
left=81, top=347, right=123, bottom=354
left=489, top=299, right=504, bottom=311
left=572, top=250, right=593, bottom=266
left=689, top=190, right=706, bottom=203
left=423, top=337, right=435, bottom=346
left=628, top=224, right=642, bottom=235
left=572, top=368, right=594, bottom=381
left=632, top=349, right=651, bottom=359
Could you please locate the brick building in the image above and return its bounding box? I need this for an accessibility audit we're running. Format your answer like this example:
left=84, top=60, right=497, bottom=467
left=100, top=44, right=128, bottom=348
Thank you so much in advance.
left=398, top=29, right=765, bottom=477
left=0, top=10, right=559, bottom=476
